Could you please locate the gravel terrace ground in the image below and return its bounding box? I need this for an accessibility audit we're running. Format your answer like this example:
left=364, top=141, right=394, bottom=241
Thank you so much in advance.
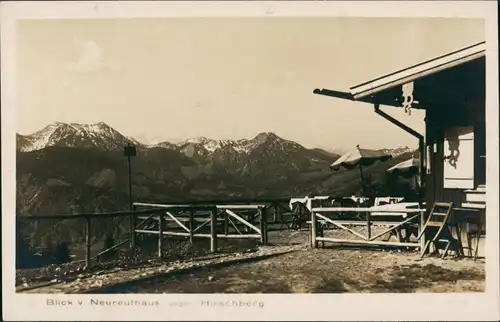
left=17, top=229, right=485, bottom=294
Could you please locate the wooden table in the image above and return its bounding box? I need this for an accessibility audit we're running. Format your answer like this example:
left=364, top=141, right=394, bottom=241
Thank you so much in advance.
left=452, top=206, right=485, bottom=260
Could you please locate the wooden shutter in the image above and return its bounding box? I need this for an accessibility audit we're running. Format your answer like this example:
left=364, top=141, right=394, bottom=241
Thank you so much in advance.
left=443, top=126, right=474, bottom=189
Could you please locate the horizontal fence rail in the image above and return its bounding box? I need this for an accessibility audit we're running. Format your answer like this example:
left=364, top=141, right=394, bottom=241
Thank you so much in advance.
left=311, top=207, right=425, bottom=213
left=17, top=208, right=169, bottom=220
left=135, top=200, right=294, bottom=226
left=137, top=197, right=292, bottom=206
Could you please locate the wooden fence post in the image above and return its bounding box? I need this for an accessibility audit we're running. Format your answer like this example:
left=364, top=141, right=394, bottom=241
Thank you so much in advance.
left=85, top=216, right=91, bottom=269
left=366, top=211, right=371, bottom=240
left=188, top=210, right=194, bottom=244
left=210, top=208, right=218, bottom=253
left=420, top=209, right=427, bottom=256
left=265, top=207, right=269, bottom=245
left=261, top=207, right=268, bottom=245
left=311, top=211, right=317, bottom=248
left=259, top=208, right=265, bottom=244
left=158, top=213, right=164, bottom=259
left=130, top=205, right=136, bottom=249
left=224, top=211, right=229, bottom=235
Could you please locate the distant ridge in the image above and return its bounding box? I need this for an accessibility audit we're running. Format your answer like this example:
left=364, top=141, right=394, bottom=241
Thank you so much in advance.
left=17, top=122, right=412, bottom=157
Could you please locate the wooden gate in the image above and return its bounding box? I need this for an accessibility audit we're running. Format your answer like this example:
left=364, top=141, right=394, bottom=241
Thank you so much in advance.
left=310, top=207, right=425, bottom=248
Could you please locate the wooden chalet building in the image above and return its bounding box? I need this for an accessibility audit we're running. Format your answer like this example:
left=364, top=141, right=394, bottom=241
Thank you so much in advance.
left=314, top=41, right=487, bottom=257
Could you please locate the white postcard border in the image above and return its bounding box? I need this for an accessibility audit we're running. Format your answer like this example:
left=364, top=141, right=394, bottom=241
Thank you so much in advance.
left=1, top=1, right=498, bottom=321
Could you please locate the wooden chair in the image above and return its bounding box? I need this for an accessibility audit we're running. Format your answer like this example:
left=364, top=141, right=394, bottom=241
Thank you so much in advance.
left=465, top=211, right=485, bottom=261
left=417, top=202, right=463, bottom=259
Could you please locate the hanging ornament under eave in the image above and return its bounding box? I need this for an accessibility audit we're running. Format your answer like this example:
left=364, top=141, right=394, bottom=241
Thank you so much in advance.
left=401, top=81, right=414, bottom=115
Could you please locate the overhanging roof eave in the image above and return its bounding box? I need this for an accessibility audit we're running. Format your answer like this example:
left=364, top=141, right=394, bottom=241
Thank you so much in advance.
left=312, top=88, right=424, bottom=109
left=349, top=41, right=486, bottom=100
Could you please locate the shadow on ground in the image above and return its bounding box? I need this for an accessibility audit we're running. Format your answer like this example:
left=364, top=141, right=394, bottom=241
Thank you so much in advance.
left=87, top=251, right=295, bottom=294
left=312, top=263, right=484, bottom=293
left=88, top=247, right=485, bottom=294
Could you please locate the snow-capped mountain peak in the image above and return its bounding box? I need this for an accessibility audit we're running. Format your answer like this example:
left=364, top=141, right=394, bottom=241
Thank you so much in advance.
left=182, top=136, right=211, bottom=145
left=176, top=132, right=300, bottom=155
left=179, top=136, right=234, bottom=153
left=17, top=122, right=140, bottom=152
left=148, top=141, right=178, bottom=150
left=68, top=121, right=111, bottom=133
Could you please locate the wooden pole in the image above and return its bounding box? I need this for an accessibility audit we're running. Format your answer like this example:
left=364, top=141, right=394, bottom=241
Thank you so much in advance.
left=130, top=205, right=136, bottom=249
left=85, top=216, right=91, bottom=269
left=188, top=210, right=194, bottom=244
left=224, top=211, right=229, bottom=235
left=311, top=211, right=318, bottom=248
left=366, top=210, right=371, bottom=240
left=158, top=213, right=164, bottom=259
left=262, top=207, right=268, bottom=245
left=259, top=208, right=268, bottom=245
left=420, top=209, right=427, bottom=256
left=127, top=155, right=133, bottom=210
left=135, top=230, right=261, bottom=239
left=316, top=237, right=420, bottom=248
left=417, top=138, right=426, bottom=255
left=210, top=208, right=217, bottom=253
left=418, top=137, right=425, bottom=210
left=259, top=208, right=265, bottom=244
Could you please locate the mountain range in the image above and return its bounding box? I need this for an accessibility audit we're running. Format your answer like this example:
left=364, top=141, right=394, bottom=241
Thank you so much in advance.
left=16, top=121, right=415, bottom=217
left=17, top=121, right=412, bottom=156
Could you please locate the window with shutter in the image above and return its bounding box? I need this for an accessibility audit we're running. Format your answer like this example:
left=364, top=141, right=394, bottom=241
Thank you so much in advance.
left=443, top=126, right=474, bottom=189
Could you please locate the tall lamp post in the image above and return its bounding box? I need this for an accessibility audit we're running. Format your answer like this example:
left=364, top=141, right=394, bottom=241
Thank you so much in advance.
left=124, top=144, right=137, bottom=249
left=124, top=144, right=137, bottom=210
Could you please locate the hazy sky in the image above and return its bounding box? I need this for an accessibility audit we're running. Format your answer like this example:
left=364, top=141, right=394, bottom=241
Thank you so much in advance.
left=16, top=17, right=484, bottom=150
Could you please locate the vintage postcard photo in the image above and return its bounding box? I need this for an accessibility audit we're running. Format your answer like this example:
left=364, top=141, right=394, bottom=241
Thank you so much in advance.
left=1, top=1, right=499, bottom=321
